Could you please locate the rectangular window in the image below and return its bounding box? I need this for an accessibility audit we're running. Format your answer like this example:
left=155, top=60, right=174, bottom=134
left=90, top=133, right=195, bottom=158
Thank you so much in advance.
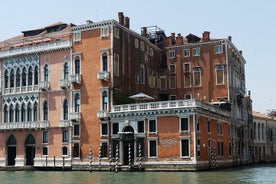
left=215, top=45, right=223, bottom=54
left=169, top=64, right=176, bottom=73
left=180, top=117, right=189, bottom=132
left=183, top=63, right=190, bottom=72
left=193, top=48, right=200, bottom=56
left=169, top=50, right=175, bottom=59
left=42, top=131, right=48, bottom=144
left=140, top=41, right=145, bottom=51
left=112, top=123, right=119, bottom=135
left=170, top=95, right=176, bottom=100
left=184, top=75, right=191, bottom=88
left=169, top=76, right=176, bottom=89
left=101, top=142, right=108, bottom=158
left=114, top=53, right=120, bottom=76
left=183, top=49, right=190, bottom=57
left=101, top=123, right=108, bottom=136
left=73, top=142, right=80, bottom=158
left=114, top=28, right=119, bottom=39
left=138, top=121, right=144, bottom=133
left=62, top=130, right=68, bottom=143
left=73, top=124, right=80, bottom=137
left=149, top=120, right=157, bottom=133
left=73, top=32, right=81, bottom=42
left=101, top=26, right=109, bottom=38
left=184, top=94, right=192, bottom=99
left=149, top=140, right=157, bottom=157
left=135, top=39, right=139, bottom=48
left=181, top=139, right=190, bottom=157
left=160, top=77, right=166, bottom=90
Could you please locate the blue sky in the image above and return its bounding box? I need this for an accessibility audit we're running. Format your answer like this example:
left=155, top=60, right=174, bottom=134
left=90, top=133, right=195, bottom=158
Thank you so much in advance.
left=1, top=0, right=275, bottom=114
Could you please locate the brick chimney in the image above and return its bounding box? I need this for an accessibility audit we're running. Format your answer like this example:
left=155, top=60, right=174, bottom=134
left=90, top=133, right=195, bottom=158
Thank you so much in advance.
left=141, top=27, right=147, bottom=37
left=170, top=33, right=176, bottom=45
left=202, top=31, right=210, bottom=41
left=228, top=36, right=232, bottom=42
left=124, top=17, right=130, bottom=28
left=176, top=33, right=183, bottom=45
left=118, top=12, right=124, bottom=25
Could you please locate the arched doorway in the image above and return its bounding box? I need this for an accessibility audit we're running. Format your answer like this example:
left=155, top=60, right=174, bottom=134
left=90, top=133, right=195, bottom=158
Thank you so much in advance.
left=7, top=135, right=16, bottom=166
left=122, top=126, right=134, bottom=165
left=25, top=134, right=35, bottom=165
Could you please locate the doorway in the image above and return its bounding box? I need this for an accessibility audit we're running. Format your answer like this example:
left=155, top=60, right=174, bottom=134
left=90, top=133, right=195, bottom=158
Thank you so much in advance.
left=122, top=126, right=135, bottom=165
left=25, top=134, right=35, bottom=166
left=7, top=135, right=17, bottom=166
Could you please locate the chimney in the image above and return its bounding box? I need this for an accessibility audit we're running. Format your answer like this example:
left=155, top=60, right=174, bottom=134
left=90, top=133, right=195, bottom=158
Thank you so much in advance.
left=124, top=17, right=130, bottom=28
left=86, top=20, right=93, bottom=24
left=176, top=33, right=183, bottom=45
left=202, top=31, right=210, bottom=41
left=170, top=33, right=175, bottom=45
left=118, top=12, right=124, bottom=25
left=141, top=27, right=147, bottom=37
left=228, top=36, right=232, bottom=42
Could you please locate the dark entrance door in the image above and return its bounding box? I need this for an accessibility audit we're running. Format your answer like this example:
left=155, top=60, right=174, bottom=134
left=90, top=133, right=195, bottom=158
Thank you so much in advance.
left=7, top=135, right=17, bottom=166
left=122, top=126, right=135, bottom=165
left=25, top=134, right=35, bottom=166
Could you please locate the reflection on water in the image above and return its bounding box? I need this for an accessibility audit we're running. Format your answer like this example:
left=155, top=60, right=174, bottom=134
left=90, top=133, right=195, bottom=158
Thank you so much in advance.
left=1, top=165, right=276, bottom=184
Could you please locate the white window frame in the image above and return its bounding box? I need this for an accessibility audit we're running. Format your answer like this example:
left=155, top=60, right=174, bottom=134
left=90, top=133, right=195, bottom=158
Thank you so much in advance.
left=101, top=122, right=109, bottom=137
left=100, top=141, right=109, bottom=158
left=100, top=87, right=109, bottom=111
left=42, top=131, right=48, bottom=144
left=112, top=122, right=119, bottom=135
left=137, top=120, right=145, bottom=133
left=101, top=26, right=109, bottom=38
left=169, top=76, right=176, bottom=89
left=215, top=65, right=224, bottom=85
left=73, top=32, right=81, bottom=42
left=169, top=95, right=176, bottom=100
left=169, top=50, right=175, bottom=59
left=192, top=48, right=200, bottom=56
left=148, top=138, right=158, bottom=158
left=184, top=75, right=191, bottom=88
left=183, top=62, right=190, bottom=73
left=72, top=53, right=82, bottom=75
left=215, top=45, right=223, bottom=54
left=73, top=123, right=81, bottom=137
left=183, top=49, right=190, bottom=57
left=114, top=28, right=119, bottom=39
left=140, top=41, right=145, bottom=51
left=179, top=117, right=190, bottom=133
left=180, top=137, right=190, bottom=158
left=148, top=119, right=157, bottom=134
left=135, top=39, right=139, bottom=49
left=169, top=64, right=176, bottom=73
left=193, top=67, right=201, bottom=87
left=114, top=52, right=120, bottom=76
left=184, top=94, right=192, bottom=99
left=159, top=76, right=167, bottom=90
left=100, top=49, right=109, bottom=72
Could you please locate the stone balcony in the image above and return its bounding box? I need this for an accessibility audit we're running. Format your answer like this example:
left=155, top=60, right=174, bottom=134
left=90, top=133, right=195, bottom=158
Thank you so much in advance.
left=70, top=74, right=81, bottom=85
left=59, top=120, right=70, bottom=127
left=69, top=112, right=81, bottom=122
left=97, top=110, right=109, bottom=120
left=97, top=71, right=110, bottom=81
left=0, top=121, right=49, bottom=130
left=39, top=81, right=49, bottom=91
left=59, top=79, right=69, bottom=89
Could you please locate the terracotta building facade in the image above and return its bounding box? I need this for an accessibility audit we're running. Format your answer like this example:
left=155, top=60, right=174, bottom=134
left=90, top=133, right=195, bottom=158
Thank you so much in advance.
left=0, top=12, right=255, bottom=171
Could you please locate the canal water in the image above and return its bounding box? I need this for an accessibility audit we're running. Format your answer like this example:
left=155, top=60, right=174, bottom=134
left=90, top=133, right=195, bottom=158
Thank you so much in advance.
left=0, top=165, right=275, bottom=184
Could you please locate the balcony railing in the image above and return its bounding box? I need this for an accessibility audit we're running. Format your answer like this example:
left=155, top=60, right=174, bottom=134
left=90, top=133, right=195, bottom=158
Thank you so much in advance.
left=0, top=121, right=49, bottom=130
left=70, top=74, right=81, bottom=84
left=0, top=40, right=72, bottom=59
left=59, top=120, right=70, bottom=127
left=97, top=71, right=110, bottom=81
left=39, top=81, right=49, bottom=91
left=69, top=112, right=81, bottom=121
left=59, top=79, right=69, bottom=89
left=97, top=110, right=109, bottom=119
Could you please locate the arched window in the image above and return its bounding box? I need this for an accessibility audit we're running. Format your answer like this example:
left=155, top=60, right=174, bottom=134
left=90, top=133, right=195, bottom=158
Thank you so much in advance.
left=21, top=104, right=26, bottom=122
left=102, top=52, right=108, bottom=71
left=22, top=67, right=27, bottom=87
left=74, top=93, right=80, bottom=112
left=4, top=104, right=8, bottom=123
left=16, top=69, right=21, bottom=87
left=27, top=103, right=32, bottom=121
left=43, top=101, right=48, bottom=121
left=33, top=102, right=38, bottom=121
left=216, top=65, right=224, bottom=85
left=28, top=67, right=33, bottom=85
left=34, top=66, right=38, bottom=85
left=9, top=104, right=14, bottom=122
left=10, top=69, right=15, bottom=88
left=75, top=56, right=80, bottom=74
left=15, top=103, right=20, bottom=122
left=62, top=146, right=68, bottom=155
left=102, top=91, right=108, bottom=110
left=63, top=62, right=69, bottom=80
left=44, top=64, right=49, bottom=81
left=63, top=99, right=68, bottom=120
left=4, top=70, right=9, bottom=88
left=193, top=67, right=201, bottom=87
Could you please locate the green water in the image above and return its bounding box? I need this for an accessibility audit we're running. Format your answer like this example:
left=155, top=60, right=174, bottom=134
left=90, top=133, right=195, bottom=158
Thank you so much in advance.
left=0, top=165, right=275, bottom=184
